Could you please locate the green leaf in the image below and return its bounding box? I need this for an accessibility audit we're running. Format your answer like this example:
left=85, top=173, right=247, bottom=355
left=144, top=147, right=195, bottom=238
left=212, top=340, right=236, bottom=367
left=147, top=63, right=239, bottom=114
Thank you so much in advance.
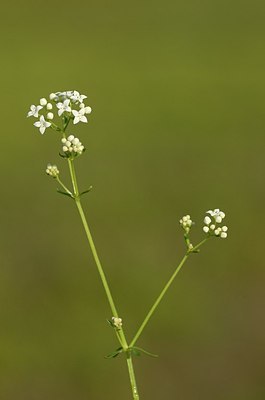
left=106, top=319, right=114, bottom=327
left=59, top=153, right=67, bottom=159
left=56, top=189, right=73, bottom=198
left=131, top=348, right=141, bottom=357
left=132, top=346, right=158, bottom=358
left=105, top=347, right=123, bottom=359
left=80, top=186, right=93, bottom=197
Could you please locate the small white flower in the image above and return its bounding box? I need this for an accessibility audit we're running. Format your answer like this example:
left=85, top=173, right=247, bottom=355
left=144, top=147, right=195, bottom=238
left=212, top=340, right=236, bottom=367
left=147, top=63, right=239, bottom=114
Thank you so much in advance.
left=207, top=209, right=224, bottom=222
left=203, top=226, right=209, bottom=233
left=46, top=164, right=59, bottom=178
left=46, top=103, right=53, bottom=110
left=49, top=93, right=57, bottom=100
left=66, top=90, right=74, bottom=98
left=40, top=98, right=47, bottom=106
left=210, top=224, right=216, bottom=230
left=34, top=115, right=51, bottom=134
left=56, top=99, right=71, bottom=116
left=207, top=209, right=220, bottom=217
left=112, top=317, right=122, bottom=329
left=27, top=104, right=43, bottom=118
left=72, top=108, right=88, bottom=124
left=222, top=226, right=228, bottom=232
left=71, top=90, right=87, bottom=104
left=47, top=112, right=54, bottom=120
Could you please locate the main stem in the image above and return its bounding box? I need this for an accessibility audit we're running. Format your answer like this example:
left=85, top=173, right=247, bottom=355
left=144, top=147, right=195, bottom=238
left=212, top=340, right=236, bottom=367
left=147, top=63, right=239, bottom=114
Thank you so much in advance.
left=67, top=158, right=140, bottom=399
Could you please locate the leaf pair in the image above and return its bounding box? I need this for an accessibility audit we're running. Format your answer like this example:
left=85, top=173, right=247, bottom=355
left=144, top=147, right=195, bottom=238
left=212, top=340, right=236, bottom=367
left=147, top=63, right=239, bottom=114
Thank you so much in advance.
left=105, top=346, right=158, bottom=359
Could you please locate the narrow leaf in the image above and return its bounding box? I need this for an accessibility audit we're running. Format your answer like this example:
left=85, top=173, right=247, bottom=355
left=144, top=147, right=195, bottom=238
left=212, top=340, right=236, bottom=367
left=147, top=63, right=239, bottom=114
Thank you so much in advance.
left=57, top=189, right=72, bottom=198
left=132, top=346, right=158, bottom=358
left=105, top=347, right=123, bottom=359
left=80, top=186, right=93, bottom=197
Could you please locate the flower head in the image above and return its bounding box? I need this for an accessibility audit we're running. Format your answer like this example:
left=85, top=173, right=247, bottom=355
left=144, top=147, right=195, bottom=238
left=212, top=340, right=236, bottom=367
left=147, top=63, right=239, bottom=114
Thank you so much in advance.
left=112, top=317, right=122, bottom=329
left=28, top=90, right=92, bottom=134
left=46, top=164, right=59, bottom=178
left=34, top=115, right=51, bottom=134
left=203, top=209, right=228, bottom=238
left=179, top=214, right=193, bottom=233
left=61, top=135, right=85, bottom=157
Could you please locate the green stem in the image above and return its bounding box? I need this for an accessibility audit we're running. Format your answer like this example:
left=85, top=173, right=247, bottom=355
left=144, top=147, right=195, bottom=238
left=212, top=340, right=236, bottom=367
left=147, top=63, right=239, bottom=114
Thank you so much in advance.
left=130, top=238, right=209, bottom=347
left=56, top=176, right=73, bottom=196
left=126, top=352, right=140, bottom=400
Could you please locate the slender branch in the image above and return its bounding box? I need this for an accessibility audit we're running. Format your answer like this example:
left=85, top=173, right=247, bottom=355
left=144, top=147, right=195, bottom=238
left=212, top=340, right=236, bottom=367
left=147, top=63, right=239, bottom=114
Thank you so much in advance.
left=130, top=238, right=209, bottom=347
left=56, top=176, right=73, bottom=196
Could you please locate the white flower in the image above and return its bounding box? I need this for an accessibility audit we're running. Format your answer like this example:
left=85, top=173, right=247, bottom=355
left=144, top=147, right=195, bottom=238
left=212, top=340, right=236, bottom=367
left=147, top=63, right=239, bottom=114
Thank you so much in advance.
left=80, top=103, right=92, bottom=114
left=72, top=108, right=88, bottom=124
left=70, top=90, right=87, bottom=104
left=207, top=209, right=225, bottom=221
left=34, top=115, right=51, bottom=134
left=56, top=99, right=71, bottom=116
left=112, top=317, right=122, bottom=329
left=66, top=90, right=74, bottom=98
left=27, top=104, right=43, bottom=118
left=49, top=93, right=57, bottom=100
left=40, top=98, right=47, bottom=106
left=46, top=164, right=59, bottom=178
left=203, top=226, right=209, bottom=233
left=46, top=103, right=53, bottom=110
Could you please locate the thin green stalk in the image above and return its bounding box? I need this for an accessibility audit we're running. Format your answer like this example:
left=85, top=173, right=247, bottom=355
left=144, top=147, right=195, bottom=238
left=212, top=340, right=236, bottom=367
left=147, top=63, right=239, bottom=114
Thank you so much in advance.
left=130, top=238, right=209, bottom=347
left=126, top=353, right=140, bottom=400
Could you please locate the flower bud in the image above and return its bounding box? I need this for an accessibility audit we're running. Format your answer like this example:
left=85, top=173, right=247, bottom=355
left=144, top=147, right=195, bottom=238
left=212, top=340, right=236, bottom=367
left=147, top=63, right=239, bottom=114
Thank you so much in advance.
left=40, top=98, right=47, bottom=106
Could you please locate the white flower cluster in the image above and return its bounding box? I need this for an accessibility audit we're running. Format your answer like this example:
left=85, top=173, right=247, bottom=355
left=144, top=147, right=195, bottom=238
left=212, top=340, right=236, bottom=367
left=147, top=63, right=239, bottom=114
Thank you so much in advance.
left=46, top=164, right=59, bottom=178
left=61, top=135, right=85, bottom=156
left=203, top=209, right=228, bottom=238
left=179, top=215, right=193, bottom=233
left=112, top=317, right=123, bottom=329
left=27, top=90, right=92, bottom=134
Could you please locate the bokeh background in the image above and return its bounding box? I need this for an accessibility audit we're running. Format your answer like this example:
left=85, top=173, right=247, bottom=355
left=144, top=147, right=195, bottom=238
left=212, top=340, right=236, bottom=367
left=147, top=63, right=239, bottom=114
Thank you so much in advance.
left=0, top=0, right=264, bottom=399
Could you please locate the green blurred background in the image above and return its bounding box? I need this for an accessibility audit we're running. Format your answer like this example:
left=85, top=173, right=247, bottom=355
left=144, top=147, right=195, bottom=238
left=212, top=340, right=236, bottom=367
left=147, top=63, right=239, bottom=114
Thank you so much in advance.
left=0, top=0, right=264, bottom=399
